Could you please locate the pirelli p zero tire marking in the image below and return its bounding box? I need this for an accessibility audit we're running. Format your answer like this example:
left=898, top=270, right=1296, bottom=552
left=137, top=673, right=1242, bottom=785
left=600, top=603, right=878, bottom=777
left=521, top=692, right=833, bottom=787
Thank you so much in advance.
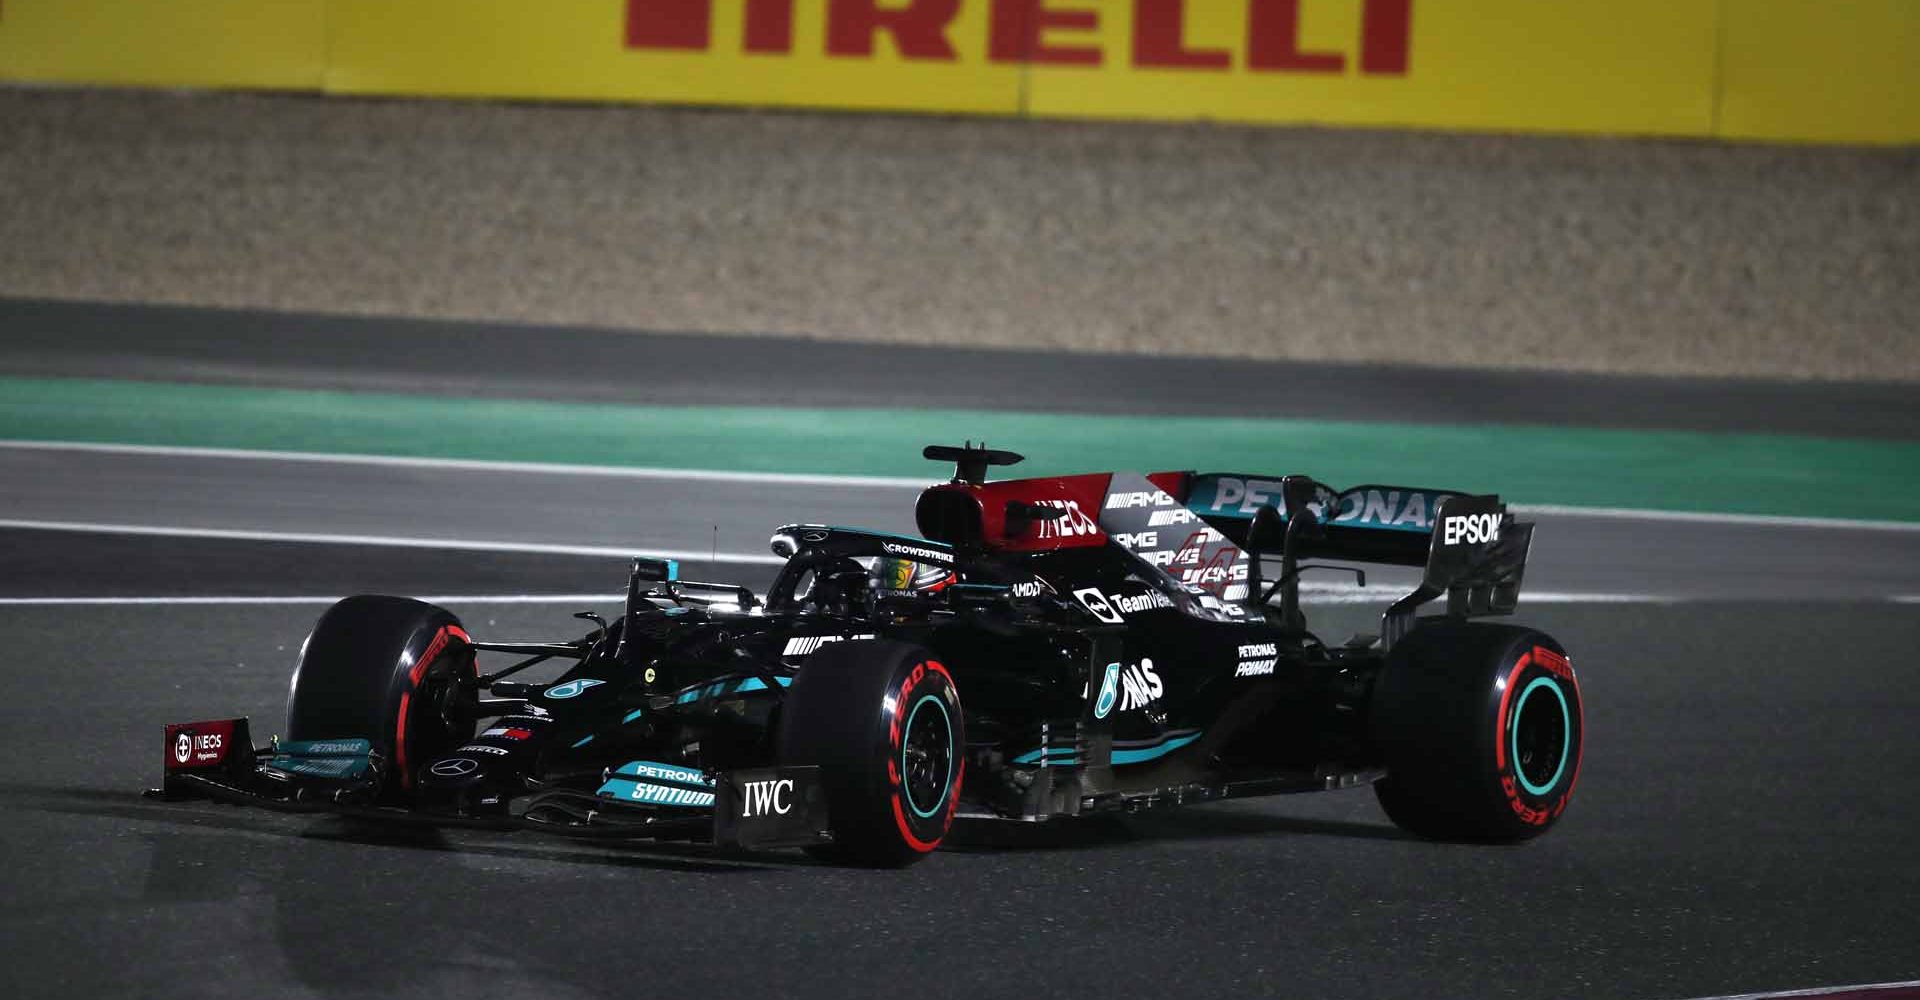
left=887, top=661, right=964, bottom=853
left=286, top=595, right=477, bottom=803
left=1492, top=644, right=1583, bottom=828
left=778, top=639, right=964, bottom=867
left=1369, top=623, right=1583, bottom=842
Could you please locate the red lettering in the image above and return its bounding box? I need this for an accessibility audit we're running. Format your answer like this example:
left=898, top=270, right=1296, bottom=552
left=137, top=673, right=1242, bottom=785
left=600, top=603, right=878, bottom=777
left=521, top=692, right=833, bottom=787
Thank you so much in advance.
left=989, top=0, right=1101, bottom=66
left=1133, top=0, right=1228, bottom=69
left=745, top=0, right=796, bottom=54
left=626, top=0, right=712, bottom=51
left=1360, top=0, right=1412, bottom=75
left=1247, top=0, right=1342, bottom=73
left=827, top=0, right=962, bottom=59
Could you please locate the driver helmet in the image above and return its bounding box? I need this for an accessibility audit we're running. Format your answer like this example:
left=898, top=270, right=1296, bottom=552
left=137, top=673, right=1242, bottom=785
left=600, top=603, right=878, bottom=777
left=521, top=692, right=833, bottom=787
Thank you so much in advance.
left=870, top=557, right=956, bottom=598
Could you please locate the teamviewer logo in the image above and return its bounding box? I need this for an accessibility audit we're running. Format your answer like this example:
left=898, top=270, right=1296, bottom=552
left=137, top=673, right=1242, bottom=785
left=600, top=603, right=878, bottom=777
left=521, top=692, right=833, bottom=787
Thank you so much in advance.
left=1074, top=588, right=1124, bottom=624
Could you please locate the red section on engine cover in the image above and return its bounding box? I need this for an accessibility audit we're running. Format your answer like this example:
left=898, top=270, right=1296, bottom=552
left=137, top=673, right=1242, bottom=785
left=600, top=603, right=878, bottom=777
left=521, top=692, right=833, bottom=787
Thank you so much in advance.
left=917, top=473, right=1114, bottom=553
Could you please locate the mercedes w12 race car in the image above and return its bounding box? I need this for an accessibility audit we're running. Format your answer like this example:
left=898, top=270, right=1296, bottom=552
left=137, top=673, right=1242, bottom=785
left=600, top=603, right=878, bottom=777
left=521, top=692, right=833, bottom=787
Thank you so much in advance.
left=153, top=444, right=1584, bottom=866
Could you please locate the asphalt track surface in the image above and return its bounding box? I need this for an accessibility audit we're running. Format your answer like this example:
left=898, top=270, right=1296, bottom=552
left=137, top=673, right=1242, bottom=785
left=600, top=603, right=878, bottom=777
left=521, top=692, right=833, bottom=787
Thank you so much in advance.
left=4, top=300, right=1919, bottom=999
left=4, top=535, right=1919, bottom=1000
left=7, top=296, right=1920, bottom=439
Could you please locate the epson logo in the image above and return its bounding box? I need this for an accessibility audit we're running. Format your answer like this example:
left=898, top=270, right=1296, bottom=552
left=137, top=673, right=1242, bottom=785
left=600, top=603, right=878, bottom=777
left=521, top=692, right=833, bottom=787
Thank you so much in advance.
left=741, top=778, right=795, bottom=817
left=882, top=541, right=952, bottom=564
left=1442, top=512, right=1502, bottom=546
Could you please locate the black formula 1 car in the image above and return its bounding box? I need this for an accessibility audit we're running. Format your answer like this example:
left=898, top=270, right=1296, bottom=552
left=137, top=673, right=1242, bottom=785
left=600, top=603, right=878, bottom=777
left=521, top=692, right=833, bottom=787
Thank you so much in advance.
left=154, top=444, right=1584, bottom=866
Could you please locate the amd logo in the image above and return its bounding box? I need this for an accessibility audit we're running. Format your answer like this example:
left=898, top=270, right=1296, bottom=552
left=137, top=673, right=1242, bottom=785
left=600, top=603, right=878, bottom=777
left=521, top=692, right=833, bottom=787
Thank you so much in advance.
left=740, top=778, right=795, bottom=817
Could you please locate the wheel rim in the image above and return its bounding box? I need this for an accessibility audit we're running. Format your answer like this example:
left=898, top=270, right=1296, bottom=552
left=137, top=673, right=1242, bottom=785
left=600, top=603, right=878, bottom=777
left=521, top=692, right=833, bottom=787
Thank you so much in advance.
left=414, top=659, right=475, bottom=759
left=1511, top=676, right=1571, bottom=795
left=900, top=694, right=953, bottom=819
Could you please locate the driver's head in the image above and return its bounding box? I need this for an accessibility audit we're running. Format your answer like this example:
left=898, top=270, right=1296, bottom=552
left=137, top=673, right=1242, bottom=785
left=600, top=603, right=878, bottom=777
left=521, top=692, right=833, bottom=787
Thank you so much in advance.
left=870, top=557, right=956, bottom=598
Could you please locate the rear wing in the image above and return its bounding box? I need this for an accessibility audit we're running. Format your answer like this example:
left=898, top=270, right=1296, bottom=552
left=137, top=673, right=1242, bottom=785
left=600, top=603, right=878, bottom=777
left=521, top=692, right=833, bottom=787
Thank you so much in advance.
left=1177, top=473, right=1533, bottom=648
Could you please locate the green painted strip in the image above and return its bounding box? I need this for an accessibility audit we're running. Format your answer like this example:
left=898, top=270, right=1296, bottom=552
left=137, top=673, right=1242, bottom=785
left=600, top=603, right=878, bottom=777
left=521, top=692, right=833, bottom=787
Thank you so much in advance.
left=3, top=377, right=1918, bottom=522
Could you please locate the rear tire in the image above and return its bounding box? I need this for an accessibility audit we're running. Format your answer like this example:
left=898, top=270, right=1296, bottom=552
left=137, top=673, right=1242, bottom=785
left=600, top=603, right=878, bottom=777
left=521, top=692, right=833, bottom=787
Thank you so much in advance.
left=1369, top=621, right=1583, bottom=841
left=286, top=595, right=477, bottom=803
left=777, top=640, right=964, bottom=867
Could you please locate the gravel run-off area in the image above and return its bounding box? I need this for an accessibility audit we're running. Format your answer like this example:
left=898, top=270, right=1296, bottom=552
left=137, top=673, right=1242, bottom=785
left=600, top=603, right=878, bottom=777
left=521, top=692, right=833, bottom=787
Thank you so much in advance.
left=1, top=87, right=1914, bottom=381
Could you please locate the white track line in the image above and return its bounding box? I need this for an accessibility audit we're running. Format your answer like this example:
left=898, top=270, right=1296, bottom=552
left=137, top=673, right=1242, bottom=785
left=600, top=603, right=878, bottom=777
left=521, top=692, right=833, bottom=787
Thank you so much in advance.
left=1512, top=502, right=1920, bottom=533
left=0, top=439, right=926, bottom=488
left=1295, top=583, right=1673, bottom=604
left=1677, top=978, right=1920, bottom=1000
left=6, top=439, right=1918, bottom=533
left=0, top=595, right=627, bottom=606
left=0, top=590, right=1668, bottom=607
left=0, top=518, right=787, bottom=565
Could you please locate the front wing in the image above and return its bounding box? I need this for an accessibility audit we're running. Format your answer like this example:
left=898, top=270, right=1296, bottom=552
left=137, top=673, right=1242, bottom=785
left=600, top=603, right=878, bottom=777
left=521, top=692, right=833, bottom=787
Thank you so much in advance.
left=149, top=717, right=830, bottom=850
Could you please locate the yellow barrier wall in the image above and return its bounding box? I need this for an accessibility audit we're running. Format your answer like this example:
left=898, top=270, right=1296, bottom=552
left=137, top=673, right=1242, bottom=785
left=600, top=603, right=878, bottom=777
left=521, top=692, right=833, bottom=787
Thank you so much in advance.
left=325, top=0, right=1023, bottom=114
left=1717, top=0, right=1919, bottom=145
left=1018, top=1, right=1717, bottom=135
left=0, top=0, right=326, bottom=90
left=0, top=1, right=1911, bottom=144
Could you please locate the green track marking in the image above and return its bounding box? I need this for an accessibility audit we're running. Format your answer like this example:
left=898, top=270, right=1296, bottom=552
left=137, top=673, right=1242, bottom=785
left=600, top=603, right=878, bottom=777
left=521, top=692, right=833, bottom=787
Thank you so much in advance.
left=3, top=377, right=1917, bottom=522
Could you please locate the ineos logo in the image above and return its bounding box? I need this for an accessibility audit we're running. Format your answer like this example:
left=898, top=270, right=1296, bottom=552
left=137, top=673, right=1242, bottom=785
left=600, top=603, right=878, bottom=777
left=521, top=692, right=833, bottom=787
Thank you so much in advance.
left=429, top=758, right=479, bottom=777
left=740, top=778, right=794, bottom=817
left=173, top=732, right=193, bottom=765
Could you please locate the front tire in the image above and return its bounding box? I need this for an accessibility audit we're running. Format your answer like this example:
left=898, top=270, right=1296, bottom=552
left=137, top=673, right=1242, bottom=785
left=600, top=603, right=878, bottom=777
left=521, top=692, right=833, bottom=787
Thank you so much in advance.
left=1369, top=621, right=1583, bottom=841
left=777, top=640, right=964, bottom=866
left=286, top=595, right=477, bottom=803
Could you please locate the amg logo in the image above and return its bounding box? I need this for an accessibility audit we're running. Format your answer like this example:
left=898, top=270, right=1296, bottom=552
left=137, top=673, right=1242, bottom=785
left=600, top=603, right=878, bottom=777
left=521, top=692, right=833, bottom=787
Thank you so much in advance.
left=1147, top=508, right=1200, bottom=527
left=1105, top=490, right=1177, bottom=509
left=740, top=778, right=795, bottom=817
left=1112, top=530, right=1159, bottom=549
left=1442, top=512, right=1502, bottom=546
left=1181, top=564, right=1248, bottom=585
left=783, top=634, right=875, bottom=657
left=1035, top=500, right=1101, bottom=539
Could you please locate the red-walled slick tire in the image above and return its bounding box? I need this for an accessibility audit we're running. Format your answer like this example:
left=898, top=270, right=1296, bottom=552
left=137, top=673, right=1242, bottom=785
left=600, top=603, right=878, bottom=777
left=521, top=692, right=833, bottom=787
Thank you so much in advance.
left=286, top=595, right=478, bottom=803
left=1369, top=621, right=1583, bottom=841
left=777, top=639, right=965, bottom=867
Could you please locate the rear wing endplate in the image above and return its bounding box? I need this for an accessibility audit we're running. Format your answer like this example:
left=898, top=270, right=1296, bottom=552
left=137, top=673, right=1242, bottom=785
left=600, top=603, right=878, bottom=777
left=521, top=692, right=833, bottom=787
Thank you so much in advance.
left=1379, top=494, right=1533, bottom=648
left=1179, top=473, right=1532, bottom=648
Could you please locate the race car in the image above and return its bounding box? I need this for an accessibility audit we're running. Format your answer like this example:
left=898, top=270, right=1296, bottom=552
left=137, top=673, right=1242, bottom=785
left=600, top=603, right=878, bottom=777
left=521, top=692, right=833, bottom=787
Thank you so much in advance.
left=153, top=444, right=1584, bottom=866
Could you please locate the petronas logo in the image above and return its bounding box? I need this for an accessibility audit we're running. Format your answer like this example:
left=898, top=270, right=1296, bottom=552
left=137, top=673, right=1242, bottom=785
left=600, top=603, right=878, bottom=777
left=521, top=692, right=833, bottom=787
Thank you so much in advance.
left=1093, top=662, right=1120, bottom=719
